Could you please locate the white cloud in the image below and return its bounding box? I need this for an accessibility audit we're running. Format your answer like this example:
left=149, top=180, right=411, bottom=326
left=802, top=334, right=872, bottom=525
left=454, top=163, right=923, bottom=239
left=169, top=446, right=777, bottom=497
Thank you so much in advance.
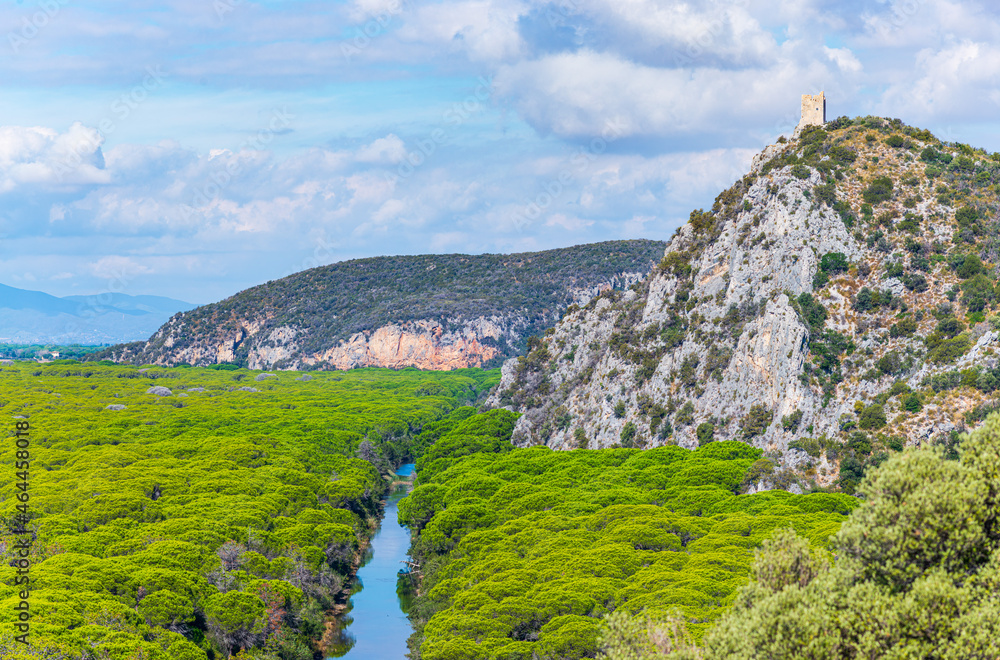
left=348, top=0, right=407, bottom=22
left=493, top=49, right=841, bottom=139
left=569, top=0, right=778, bottom=68
left=824, top=46, right=863, bottom=73
left=879, top=40, right=1000, bottom=120
left=545, top=213, right=593, bottom=232
left=89, top=255, right=153, bottom=280
left=394, top=0, right=527, bottom=63
left=355, top=134, right=407, bottom=164
left=0, top=123, right=110, bottom=193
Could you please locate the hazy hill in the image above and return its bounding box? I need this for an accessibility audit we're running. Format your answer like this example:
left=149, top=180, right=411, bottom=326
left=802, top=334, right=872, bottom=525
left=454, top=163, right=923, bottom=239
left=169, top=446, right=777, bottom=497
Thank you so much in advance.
left=0, top=284, right=194, bottom=344
left=91, top=240, right=667, bottom=370
left=488, top=117, right=1000, bottom=494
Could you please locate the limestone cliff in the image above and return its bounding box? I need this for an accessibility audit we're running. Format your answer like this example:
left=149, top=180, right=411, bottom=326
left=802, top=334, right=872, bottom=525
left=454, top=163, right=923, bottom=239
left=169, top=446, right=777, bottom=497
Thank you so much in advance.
left=489, top=118, right=1000, bottom=493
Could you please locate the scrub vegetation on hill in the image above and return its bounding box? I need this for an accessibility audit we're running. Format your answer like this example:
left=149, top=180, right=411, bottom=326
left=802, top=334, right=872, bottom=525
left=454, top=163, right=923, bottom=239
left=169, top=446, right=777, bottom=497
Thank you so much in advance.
left=0, top=361, right=498, bottom=660
left=92, top=240, right=667, bottom=369
left=494, top=115, right=1000, bottom=495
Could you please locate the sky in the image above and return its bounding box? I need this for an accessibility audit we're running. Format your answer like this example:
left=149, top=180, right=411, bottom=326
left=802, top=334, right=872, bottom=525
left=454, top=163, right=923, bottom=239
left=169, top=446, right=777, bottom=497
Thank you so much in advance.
left=2, top=0, right=1000, bottom=304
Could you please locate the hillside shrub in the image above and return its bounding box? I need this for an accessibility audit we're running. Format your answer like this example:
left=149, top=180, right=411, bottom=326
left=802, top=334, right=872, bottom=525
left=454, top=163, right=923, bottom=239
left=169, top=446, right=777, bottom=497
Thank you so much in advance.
left=781, top=409, right=803, bottom=433
left=889, top=317, right=918, bottom=338
left=863, top=176, right=894, bottom=204
left=741, top=405, right=773, bottom=439
left=857, top=404, right=887, bottom=430
left=928, top=334, right=972, bottom=364
left=706, top=414, right=1000, bottom=657
left=696, top=422, right=716, bottom=445
left=620, top=422, right=638, bottom=448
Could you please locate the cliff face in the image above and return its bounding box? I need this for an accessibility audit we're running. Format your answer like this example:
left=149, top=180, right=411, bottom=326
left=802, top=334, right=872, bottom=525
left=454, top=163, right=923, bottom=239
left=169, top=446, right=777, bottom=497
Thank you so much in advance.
left=489, top=118, right=1000, bottom=492
left=94, top=241, right=661, bottom=371
left=142, top=316, right=515, bottom=371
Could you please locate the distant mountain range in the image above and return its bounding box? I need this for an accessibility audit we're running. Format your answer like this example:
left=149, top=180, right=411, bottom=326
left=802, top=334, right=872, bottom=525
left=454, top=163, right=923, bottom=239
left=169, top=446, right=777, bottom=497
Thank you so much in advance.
left=0, top=284, right=196, bottom=345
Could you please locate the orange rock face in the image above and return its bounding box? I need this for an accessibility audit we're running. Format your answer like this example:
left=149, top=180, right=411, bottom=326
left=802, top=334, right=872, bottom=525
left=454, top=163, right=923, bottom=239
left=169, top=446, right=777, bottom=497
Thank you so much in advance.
left=299, top=320, right=502, bottom=370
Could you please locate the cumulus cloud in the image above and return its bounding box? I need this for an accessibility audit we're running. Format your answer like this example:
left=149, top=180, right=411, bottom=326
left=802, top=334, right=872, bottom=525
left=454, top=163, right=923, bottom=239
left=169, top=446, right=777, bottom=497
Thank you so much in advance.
left=8, top=0, right=1000, bottom=303
left=879, top=40, right=1000, bottom=120
left=492, top=48, right=841, bottom=139
left=824, top=46, right=863, bottom=74
left=394, top=0, right=527, bottom=63
left=544, top=0, right=779, bottom=68
left=0, top=123, right=110, bottom=193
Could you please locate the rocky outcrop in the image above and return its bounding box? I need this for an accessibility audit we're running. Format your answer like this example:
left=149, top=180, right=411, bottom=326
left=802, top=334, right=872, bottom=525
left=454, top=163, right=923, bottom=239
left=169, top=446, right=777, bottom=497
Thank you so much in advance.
left=297, top=318, right=507, bottom=371
left=489, top=119, right=1000, bottom=491
left=91, top=241, right=663, bottom=371
left=102, top=286, right=650, bottom=372
left=490, top=164, right=859, bottom=452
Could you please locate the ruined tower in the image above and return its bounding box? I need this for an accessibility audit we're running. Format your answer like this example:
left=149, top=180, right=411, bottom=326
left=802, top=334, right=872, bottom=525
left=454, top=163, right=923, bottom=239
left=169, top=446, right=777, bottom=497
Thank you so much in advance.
left=799, top=92, right=826, bottom=129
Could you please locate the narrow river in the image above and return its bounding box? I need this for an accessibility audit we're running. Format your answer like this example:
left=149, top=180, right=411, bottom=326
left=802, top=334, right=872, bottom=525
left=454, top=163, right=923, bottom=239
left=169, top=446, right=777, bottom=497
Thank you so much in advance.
left=328, top=463, right=416, bottom=659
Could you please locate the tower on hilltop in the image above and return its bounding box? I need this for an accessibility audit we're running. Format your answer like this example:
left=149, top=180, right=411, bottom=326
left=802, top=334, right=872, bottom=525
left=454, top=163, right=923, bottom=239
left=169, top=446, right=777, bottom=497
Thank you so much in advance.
left=799, top=92, right=826, bottom=129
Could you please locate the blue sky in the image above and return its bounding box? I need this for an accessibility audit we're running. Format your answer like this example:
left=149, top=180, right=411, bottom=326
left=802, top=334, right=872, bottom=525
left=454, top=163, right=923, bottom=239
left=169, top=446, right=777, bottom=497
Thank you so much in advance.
left=2, top=0, right=1000, bottom=304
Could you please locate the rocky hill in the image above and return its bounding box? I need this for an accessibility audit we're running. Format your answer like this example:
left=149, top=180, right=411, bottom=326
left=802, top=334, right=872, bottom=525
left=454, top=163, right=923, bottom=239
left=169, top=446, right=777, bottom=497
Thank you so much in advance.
left=90, top=241, right=665, bottom=370
left=488, top=117, right=1000, bottom=493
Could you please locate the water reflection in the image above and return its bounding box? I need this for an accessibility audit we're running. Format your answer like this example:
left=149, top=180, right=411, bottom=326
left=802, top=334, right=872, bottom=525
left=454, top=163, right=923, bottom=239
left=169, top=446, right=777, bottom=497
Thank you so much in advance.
left=327, top=464, right=415, bottom=660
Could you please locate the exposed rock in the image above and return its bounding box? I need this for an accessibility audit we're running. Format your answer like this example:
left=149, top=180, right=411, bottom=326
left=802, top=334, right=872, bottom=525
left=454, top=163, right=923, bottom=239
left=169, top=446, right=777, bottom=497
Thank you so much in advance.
left=489, top=120, right=1000, bottom=491
left=492, top=163, right=858, bottom=454
left=87, top=241, right=662, bottom=371
left=105, top=404, right=128, bottom=411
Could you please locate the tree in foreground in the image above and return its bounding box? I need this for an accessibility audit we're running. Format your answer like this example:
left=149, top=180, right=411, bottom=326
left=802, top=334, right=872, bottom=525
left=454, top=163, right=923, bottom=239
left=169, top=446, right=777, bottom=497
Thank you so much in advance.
left=601, top=412, right=1000, bottom=659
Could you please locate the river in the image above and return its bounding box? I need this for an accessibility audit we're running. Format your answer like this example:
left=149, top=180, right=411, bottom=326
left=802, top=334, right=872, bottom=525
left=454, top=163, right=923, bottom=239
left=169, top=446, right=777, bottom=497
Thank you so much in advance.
left=327, top=463, right=416, bottom=659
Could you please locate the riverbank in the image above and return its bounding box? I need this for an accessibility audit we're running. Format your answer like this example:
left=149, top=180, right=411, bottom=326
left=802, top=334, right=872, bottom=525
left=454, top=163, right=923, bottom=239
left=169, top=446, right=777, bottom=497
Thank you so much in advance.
left=320, top=464, right=417, bottom=659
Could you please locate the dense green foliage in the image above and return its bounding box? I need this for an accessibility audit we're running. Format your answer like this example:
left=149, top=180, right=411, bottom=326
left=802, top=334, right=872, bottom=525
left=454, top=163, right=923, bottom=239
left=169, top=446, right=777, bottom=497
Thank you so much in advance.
left=702, top=413, right=1000, bottom=658
left=401, top=411, right=857, bottom=659
left=91, top=241, right=667, bottom=368
left=0, top=362, right=498, bottom=659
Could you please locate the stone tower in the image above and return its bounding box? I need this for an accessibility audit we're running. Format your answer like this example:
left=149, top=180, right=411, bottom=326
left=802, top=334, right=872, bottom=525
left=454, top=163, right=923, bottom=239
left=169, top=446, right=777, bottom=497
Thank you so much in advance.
left=799, top=92, right=826, bottom=128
